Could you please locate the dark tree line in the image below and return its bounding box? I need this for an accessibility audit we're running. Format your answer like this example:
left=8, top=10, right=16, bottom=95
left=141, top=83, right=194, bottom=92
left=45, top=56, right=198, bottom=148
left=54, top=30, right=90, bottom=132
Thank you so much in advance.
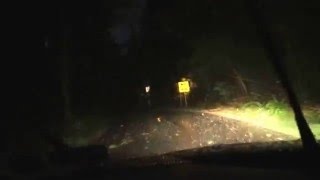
left=140, top=0, right=320, bottom=105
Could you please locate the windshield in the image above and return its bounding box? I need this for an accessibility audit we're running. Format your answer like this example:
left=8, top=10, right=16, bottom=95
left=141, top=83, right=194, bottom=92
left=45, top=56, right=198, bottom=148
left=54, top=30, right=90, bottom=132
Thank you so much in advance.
left=10, top=0, right=319, bottom=161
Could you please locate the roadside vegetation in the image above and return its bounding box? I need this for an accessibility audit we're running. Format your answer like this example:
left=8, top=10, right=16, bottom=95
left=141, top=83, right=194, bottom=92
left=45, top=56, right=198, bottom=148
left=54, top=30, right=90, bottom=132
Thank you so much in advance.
left=209, top=95, right=320, bottom=139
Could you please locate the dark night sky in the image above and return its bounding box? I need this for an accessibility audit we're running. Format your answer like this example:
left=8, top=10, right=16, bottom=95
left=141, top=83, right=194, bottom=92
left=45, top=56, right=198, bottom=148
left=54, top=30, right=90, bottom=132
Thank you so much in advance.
left=110, top=0, right=146, bottom=49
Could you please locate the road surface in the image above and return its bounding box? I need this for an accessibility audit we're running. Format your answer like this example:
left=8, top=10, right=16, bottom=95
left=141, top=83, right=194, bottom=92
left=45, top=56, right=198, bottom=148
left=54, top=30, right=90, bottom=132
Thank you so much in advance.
left=89, top=109, right=295, bottom=159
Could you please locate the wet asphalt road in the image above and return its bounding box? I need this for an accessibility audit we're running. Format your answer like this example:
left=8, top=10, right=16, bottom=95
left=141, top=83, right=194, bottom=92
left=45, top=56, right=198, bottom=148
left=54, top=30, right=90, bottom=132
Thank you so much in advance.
left=90, top=110, right=295, bottom=159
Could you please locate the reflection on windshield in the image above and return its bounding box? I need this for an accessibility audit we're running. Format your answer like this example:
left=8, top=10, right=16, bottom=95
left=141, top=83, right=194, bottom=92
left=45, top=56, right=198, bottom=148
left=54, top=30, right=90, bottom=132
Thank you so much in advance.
left=10, top=0, right=319, bottom=162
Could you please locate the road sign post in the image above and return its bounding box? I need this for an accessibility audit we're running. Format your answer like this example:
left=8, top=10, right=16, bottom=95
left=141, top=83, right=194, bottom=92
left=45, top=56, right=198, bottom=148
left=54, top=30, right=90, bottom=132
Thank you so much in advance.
left=184, top=93, right=188, bottom=107
left=178, top=80, right=190, bottom=107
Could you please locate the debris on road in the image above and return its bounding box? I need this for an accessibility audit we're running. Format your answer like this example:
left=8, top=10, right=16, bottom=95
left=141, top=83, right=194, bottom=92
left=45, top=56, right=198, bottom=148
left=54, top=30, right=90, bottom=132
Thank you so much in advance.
left=90, top=111, right=295, bottom=159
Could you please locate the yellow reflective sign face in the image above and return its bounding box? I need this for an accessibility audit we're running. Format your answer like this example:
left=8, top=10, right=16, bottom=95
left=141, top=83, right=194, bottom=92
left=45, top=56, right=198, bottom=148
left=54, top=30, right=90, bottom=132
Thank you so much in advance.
left=178, top=81, right=190, bottom=93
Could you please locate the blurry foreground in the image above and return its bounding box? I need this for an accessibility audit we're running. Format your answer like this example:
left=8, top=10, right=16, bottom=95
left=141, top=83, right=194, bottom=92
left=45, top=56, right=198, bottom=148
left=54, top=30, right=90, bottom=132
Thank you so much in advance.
left=68, top=110, right=295, bottom=159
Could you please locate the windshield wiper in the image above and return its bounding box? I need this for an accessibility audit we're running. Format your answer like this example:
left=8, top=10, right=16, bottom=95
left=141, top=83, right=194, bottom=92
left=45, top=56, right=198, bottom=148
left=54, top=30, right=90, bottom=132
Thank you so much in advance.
left=245, top=0, right=317, bottom=151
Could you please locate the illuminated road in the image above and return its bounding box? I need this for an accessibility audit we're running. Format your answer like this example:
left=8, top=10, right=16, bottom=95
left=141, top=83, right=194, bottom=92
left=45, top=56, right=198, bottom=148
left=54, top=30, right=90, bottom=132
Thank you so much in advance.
left=90, top=110, right=295, bottom=159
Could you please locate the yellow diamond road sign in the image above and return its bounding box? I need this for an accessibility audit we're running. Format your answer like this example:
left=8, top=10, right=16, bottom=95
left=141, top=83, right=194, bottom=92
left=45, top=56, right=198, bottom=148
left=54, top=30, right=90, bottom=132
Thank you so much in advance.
left=178, top=81, right=190, bottom=93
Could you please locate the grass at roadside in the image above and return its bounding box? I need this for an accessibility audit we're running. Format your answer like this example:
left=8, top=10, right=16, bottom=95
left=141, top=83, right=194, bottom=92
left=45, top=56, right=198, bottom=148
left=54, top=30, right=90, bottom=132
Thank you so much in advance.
left=209, top=101, right=320, bottom=139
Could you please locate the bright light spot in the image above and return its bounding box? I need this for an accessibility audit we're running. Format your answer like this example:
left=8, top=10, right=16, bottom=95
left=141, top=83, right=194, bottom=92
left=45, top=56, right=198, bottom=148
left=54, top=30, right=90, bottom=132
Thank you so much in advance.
left=109, top=144, right=118, bottom=149
left=145, top=86, right=150, bottom=93
left=157, top=117, right=161, bottom=122
left=207, top=140, right=214, bottom=145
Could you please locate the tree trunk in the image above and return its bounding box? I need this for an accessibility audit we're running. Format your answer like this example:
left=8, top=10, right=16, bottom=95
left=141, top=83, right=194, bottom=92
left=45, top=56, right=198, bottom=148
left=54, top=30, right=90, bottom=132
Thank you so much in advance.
left=60, top=27, right=72, bottom=123
left=232, top=68, right=248, bottom=97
